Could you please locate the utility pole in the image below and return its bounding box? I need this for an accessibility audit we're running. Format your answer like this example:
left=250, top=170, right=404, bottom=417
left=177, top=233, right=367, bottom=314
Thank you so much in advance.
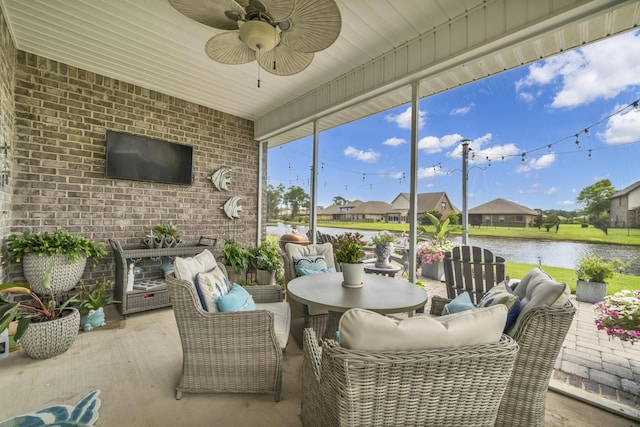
left=461, top=139, right=470, bottom=245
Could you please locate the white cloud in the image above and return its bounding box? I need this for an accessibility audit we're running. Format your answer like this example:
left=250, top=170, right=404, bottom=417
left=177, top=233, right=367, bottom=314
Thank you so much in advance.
left=450, top=103, right=475, bottom=115
left=418, top=167, right=447, bottom=179
left=446, top=133, right=520, bottom=164
left=516, top=153, right=556, bottom=173
left=382, top=137, right=406, bottom=147
left=598, top=107, right=640, bottom=144
left=515, top=31, right=640, bottom=108
left=556, top=200, right=575, bottom=206
left=544, top=187, right=559, bottom=195
left=388, top=172, right=404, bottom=180
left=385, top=107, right=426, bottom=129
left=419, top=133, right=462, bottom=154
left=343, top=146, right=380, bottom=163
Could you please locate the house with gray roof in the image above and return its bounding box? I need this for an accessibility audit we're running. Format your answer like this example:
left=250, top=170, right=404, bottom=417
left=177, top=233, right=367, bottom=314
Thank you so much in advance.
left=347, top=201, right=393, bottom=222
left=469, top=198, right=539, bottom=228
left=610, top=180, right=640, bottom=228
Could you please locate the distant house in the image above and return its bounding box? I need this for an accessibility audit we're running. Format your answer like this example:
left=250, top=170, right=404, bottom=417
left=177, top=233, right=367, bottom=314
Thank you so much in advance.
left=317, top=200, right=363, bottom=221
left=469, top=198, right=538, bottom=227
left=388, top=192, right=458, bottom=224
left=610, top=180, right=640, bottom=228
left=347, top=201, right=393, bottom=222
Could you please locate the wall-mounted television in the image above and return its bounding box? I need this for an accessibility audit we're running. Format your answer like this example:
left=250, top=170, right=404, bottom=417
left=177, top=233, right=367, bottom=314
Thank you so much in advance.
left=105, top=130, right=193, bottom=186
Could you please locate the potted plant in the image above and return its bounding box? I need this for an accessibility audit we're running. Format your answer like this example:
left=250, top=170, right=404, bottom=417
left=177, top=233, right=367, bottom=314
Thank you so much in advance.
left=221, top=239, right=251, bottom=283
left=575, top=254, right=626, bottom=303
left=0, top=264, right=80, bottom=359
left=333, top=232, right=367, bottom=288
left=252, top=240, right=281, bottom=286
left=371, top=231, right=396, bottom=268
left=417, top=212, right=457, bottom=281
left=74, top=279, right=118, bottom=331
left=3, top=229, right=107, bottom=295
left=152, top=221, right=182, bottom=247
left=593, top=290, right=640, bottom=343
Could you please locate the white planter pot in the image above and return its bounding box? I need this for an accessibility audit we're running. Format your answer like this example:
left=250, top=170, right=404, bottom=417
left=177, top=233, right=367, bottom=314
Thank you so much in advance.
left=23, top=254, right=87, bottom=295
left=576, top=280, right=606, bottom=303
left=341, top=263, right=364, bottom=288
left=421, top=262, right=445, bottom=282
left=374, top=243, right=394, bottom=268
left=21, top=308, right=80, bottom=359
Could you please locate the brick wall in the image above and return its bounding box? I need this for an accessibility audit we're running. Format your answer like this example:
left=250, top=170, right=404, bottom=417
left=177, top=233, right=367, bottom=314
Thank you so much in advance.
left=6, top=49, right=265, bottom=283
left=0, top=8, right=15, bottom=281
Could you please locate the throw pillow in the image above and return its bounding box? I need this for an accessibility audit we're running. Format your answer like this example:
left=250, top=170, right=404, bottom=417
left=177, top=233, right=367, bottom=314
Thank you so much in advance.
left=174, top=249, right=217, bottom=285
left=339, top=306, right=507, bottom=351
left=195, top=267, right=231, bottom=312
left=216, top=284, right=257, bottom=312
left=477, top=283, right=521, bottom=332
left=442, top=291, right=475, bottom=315
left=293, top=255, right=335, bottom=276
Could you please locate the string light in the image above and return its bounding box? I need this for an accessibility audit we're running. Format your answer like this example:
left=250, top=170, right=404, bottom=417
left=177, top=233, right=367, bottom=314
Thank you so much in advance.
left=574, top=134, right=580, bottom=149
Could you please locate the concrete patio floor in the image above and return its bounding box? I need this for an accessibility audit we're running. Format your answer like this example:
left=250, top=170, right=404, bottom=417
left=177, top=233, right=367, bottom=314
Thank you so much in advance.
left=1, top=299, right=639, bottom=426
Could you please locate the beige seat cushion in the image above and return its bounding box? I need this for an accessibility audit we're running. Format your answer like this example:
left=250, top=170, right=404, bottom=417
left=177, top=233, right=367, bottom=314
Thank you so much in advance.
left=257, top=302, right=291, bottom=350
left=339, top=305, right=507, bottom=351
left=285, top=243, right=335, bottom=315
left=508, top=267, right=570, bottom=336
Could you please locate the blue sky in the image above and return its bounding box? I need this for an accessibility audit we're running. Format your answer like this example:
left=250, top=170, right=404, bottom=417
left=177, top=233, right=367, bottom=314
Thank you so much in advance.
left=268, top=29, right=640, bottom=212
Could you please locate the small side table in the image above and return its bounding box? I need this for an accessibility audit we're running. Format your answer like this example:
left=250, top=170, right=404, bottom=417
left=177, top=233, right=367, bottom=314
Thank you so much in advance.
left=364, top=264, right=401, bottom=277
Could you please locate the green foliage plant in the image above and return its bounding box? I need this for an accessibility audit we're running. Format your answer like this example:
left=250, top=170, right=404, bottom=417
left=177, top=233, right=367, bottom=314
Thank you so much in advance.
left=417, top=212, right=457, bottom=244
left=73, top=279, right=118, bottom=312
left=153, top=221, right=181, bottom=239
left=221, top=239, right=251, bottom=274
left=254, top=240, right=282, bottom=272
left=4, top=229, right=106, bottom=266
left=0, top=262, right=78, bottom=341
left=576, top=254, right=626, bottom=284
left=333, top=232, right=367, bottom=264
left=371, top=231, right=396, bottom=245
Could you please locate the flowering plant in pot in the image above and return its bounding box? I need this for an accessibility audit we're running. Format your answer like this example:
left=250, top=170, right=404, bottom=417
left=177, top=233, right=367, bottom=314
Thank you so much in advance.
left=152, top=221, right=182, bottom=247
left=593, top=290, right=640, bottom=343
left=334, top=232, right=367, bottom=288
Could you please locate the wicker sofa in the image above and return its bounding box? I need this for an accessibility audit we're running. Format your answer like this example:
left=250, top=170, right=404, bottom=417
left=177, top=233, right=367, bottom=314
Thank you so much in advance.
left=430, top=267, right=576, bottom=427
left=166, top=257, right=289, bottom=402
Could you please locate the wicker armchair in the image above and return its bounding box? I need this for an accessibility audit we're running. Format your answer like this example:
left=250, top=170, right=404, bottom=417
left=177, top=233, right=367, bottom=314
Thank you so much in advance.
left=301, top=328, right=519, bottom=427
left=166, top=268, right=285, bottom=401
left=283, top=242, right=338, bottom=345
left=430, top=288, right=576, bottom=427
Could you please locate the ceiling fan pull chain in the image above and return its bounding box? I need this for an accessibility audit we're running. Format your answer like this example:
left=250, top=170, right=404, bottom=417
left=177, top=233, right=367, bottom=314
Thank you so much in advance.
left=257, top=50, right=261, bottom=88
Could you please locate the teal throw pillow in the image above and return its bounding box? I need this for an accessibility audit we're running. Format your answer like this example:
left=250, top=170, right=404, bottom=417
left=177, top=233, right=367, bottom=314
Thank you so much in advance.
left=293, top=255, right=334, bottom=276
left=442, top=291, right=475, bottom=315
left=216, top=284, right=256, bottom=312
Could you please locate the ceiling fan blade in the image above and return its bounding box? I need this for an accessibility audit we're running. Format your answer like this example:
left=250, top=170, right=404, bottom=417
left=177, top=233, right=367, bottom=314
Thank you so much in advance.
left=257, top=44, right=313, bottom=76
left=257, top=0, right=295, bottom=22
left=169, top=0, right=245, bottom=30
left=280, top=0, right=341, bottom=53
left=205, top=33, right=256, bottom=65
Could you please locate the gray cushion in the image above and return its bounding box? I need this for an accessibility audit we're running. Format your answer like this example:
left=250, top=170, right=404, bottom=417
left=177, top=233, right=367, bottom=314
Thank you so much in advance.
left=257, top=302, right=291, bottom=350
left=508, top=267, right=570, bottom=336
left=174, top=249, right=217, bottom=285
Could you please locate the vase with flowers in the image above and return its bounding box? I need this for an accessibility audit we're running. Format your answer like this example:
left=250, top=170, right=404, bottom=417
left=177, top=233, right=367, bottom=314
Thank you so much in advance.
left=333, top=232, right=367, bottom=288
left=594, top=290, right=640, bottom=344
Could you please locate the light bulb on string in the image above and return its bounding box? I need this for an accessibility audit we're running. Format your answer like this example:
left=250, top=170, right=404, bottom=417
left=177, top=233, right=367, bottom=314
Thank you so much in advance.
left=575, top=134, right=580, bottom=149
left=584, top=129, right=590, bottom=137
left=588, top=149, right=592, bottom=160
left=362, top=173, right=365, bottom=182
left=547, top=144, right=552, bottom=152
left=521, top=152, right=526, bottom=163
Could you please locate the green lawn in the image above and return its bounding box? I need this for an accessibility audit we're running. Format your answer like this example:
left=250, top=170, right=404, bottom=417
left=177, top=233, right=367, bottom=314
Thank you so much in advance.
left=505, top=262, right=640, bottom=295
left=312, top=221, right=640, bottom=246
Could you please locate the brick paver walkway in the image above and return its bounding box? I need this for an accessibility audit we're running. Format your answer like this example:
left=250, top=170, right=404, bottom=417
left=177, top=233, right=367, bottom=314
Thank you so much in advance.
left=417, top=276, right=640, bottom=418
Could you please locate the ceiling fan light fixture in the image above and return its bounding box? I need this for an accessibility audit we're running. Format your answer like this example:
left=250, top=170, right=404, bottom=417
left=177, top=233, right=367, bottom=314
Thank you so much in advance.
left=239, top=20, right=280, bottom=52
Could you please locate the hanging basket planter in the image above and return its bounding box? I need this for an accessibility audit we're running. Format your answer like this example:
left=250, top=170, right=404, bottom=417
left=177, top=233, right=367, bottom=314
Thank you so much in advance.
left=22, top=254, right=87, bottom=295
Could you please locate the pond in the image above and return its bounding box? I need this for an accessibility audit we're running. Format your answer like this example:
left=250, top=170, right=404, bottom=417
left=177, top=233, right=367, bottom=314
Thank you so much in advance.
left=267, top=223, right=640, bottom=276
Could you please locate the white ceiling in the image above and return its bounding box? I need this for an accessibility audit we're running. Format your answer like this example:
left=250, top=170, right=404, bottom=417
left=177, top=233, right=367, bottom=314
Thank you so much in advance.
left=1, top=0, right=639, bottom=147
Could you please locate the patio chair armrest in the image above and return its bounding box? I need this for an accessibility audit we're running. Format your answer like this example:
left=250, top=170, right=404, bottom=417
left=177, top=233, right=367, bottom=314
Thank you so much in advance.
left=302, top=328, right=323, bottom=380
left=429, top=295, right=451, bottom=316
left=245, top=284, right=283, bottom=303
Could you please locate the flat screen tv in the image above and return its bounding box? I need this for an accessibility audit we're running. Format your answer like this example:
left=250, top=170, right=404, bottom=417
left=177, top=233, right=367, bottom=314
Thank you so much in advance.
left=105, top=130, right=193, bottom=185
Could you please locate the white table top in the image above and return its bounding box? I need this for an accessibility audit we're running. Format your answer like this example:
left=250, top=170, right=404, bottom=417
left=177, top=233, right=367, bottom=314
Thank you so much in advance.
left=287, top=272, right=427, bottom=314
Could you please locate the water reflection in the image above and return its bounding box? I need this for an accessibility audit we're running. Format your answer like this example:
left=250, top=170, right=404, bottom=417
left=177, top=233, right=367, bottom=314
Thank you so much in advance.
left=267, top=223, right=640, bottom=275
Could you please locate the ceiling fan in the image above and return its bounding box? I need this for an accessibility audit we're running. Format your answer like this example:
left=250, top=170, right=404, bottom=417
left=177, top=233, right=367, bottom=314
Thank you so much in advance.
left=169, top=0, right=342, bottom=80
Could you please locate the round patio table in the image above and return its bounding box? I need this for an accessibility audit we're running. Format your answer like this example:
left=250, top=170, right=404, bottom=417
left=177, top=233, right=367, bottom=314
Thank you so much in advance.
left=287, top=272, right=428, bottom=339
